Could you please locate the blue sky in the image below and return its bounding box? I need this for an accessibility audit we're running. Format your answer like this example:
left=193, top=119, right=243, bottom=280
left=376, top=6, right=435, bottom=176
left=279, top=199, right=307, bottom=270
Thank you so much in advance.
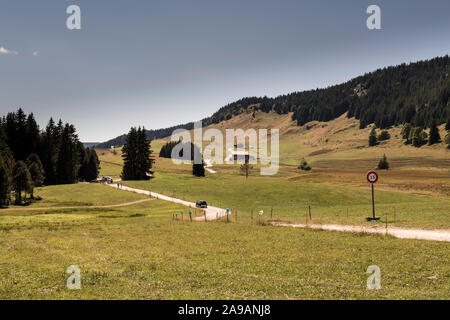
left=0, top=0, right=449, bottom=141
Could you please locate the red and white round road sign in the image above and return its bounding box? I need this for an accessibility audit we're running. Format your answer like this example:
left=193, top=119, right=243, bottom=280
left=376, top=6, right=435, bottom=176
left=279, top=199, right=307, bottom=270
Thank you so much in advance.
left=366, top=171, right=378, bottom=184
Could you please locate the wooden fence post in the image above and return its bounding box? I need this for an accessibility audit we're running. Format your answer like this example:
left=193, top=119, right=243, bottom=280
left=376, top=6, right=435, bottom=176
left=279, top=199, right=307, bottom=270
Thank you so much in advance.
left=305, top=207, right=308, bottom=224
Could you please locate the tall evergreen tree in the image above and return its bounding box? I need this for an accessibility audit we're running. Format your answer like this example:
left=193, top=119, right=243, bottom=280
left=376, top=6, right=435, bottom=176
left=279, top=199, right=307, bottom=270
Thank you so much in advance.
left=122, top=127, right=138, bottom=180
left=428, top=121, right=441, bottom=145
left=79, top=148, right=100, bottom=181
left=12, top=160, right=31, bottom=204
left=87, top=149, right=100, bottom=181
left=56, top=124, right=80, bottom=184
left=25, top=113, right=40, bottom=157
left=193, top=158, right=205, bottom=177
left=40, top=118, right=58, bottom=185
left=0, top=156, right=11, bottom=207
left=121, top=127, right=153, bottom=180
left=369, top=128, right=378, bottom=147
left=26, top=153, right=45, bottom=199
left=409, top=127, right=428, bottom=147
left=401, top=123, right=412, bottom=144
left=137, top=127, right=154, bottom=178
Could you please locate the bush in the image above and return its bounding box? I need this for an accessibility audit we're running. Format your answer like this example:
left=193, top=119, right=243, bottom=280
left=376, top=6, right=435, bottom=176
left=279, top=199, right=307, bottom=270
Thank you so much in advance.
left=298, top=158, right=311, bottom=171
left=377, top=130, right=391, bottom=141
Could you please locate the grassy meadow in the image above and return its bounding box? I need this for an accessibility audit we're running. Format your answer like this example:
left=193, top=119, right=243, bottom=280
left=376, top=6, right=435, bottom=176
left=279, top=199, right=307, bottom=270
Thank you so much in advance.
left=122, top=171, right=450, bottom=230
left=2, top=112, right=444, bottom=299
left=7, top=183, right=148, bottom=209
left=0, top=186, right=448, bottom=299
left=96, top=112, right=450, bottom=230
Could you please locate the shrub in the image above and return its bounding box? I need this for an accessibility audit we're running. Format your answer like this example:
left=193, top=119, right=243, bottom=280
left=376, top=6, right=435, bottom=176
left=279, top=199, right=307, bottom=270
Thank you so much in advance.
left=298, top=158, right=311, bottom=171
left=377, top=130, right=391, bottom=141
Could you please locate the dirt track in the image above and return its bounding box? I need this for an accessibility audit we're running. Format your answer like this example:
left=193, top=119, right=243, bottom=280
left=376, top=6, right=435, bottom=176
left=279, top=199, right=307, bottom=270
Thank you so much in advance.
left=107, top=184, right=228, bottom=221
left=272, top=222, right=450, bottom=242
left=2, top=198, right=152, bottom=211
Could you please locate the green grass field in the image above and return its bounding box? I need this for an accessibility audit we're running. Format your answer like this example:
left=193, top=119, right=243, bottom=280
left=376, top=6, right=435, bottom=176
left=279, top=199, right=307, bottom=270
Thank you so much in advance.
left=122, top=171, right=450, bottom=230
left=0, top=185, right=448, bottom=299
left=8, top=183, right=147, bottom=209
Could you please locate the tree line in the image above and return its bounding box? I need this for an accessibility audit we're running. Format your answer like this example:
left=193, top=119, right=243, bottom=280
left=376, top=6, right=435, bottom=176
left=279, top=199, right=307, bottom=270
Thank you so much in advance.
left=159, top=140, right=201, bottom=160
left=208, top=56, right=450, bottom=131
left=0, top=109, right=100, bottom=207
left=368, top=119, right=450, bottom=148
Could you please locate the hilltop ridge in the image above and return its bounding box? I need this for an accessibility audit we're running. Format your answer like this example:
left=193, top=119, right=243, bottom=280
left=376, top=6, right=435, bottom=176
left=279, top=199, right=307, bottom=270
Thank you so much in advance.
left=96, top=55, right=450, bottom=148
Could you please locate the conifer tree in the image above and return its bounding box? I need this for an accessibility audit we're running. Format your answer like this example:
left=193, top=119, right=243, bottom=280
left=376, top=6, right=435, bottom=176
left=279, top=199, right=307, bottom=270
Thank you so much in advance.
left=0, top=156, right=11, bottom=207
left=87, top=149, right=100, bottom=181
left=409, top=127, right=427, bottom=147
left=12, top=161, right=31, bottom=204
left=56, top=124, right=80, bottom=184
left=26, top=153, right=45, bottom=199
left=79, top=148, right=100, bottom=182
left=369, top=128, right=378, bottom=147
left=377, top=154, right=390, bottom=170
left=121, top=127, right=153, bottom=180
left=401, top=123, right=412, bottom=144
left=428, top=121, right=441, bottom=145
left=193, top=158, right=205, bottom=177
left=445, top=132, right=450, bottom=149
left=25, top=113, right=40, bottom=157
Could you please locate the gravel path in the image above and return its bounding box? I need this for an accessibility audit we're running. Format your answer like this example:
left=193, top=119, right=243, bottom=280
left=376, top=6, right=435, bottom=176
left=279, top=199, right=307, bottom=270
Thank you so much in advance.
left=108, top=183, right=227, bottom=221
left=2, top=198, right=152, bottom=211
left=272, top=222, right=450, bottom=242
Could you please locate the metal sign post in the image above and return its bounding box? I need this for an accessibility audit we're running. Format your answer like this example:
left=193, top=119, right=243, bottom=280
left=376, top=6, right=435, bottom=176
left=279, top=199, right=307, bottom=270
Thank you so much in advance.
left=366, top=171, right=380, bottom=221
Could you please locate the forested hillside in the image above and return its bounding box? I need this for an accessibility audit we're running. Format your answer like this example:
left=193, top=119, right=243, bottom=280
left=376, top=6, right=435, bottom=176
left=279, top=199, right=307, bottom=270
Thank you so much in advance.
left=97, top=56, right=450, bottom=148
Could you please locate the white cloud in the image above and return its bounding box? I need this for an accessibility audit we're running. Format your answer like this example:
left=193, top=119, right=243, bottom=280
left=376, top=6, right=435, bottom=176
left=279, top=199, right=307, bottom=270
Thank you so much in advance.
left=33, top=51, right=39, bottom=56
left=0, top=46, right=18, bottom=55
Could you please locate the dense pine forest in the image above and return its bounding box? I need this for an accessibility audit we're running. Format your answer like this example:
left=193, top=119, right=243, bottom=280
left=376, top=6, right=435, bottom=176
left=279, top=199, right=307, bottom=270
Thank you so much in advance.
left=0, top=109, right=100, bottom=207
left=97, top=56, right=450, bottom=148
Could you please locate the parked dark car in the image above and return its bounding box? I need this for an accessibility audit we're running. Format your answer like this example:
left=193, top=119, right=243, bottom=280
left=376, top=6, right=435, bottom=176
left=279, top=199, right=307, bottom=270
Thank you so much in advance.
left=196, top=200, right=208, bottom=208
left=102, top=176, right=113, bottom=184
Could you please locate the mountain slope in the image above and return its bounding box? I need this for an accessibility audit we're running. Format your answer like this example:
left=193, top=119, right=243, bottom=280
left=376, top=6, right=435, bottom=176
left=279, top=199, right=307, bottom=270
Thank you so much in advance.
left=96, top=55, right=450, bottom=148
